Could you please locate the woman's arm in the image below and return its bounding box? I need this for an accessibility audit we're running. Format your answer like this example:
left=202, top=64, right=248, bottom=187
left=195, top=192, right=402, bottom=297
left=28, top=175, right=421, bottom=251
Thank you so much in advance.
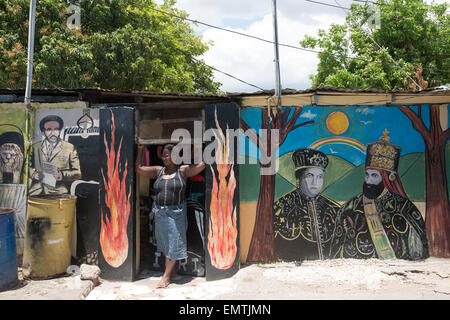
left=135, top=145, right=162, bottom=179
left=181, top=143, right=206, bottom=178
left=182, top=162, right=206, bottom=179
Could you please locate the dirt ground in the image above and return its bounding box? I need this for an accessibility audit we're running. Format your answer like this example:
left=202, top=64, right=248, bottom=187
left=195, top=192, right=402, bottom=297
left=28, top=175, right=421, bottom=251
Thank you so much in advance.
left=4, top=257, right=448, bottom=301
left=213, top=257, right=450, bottom=300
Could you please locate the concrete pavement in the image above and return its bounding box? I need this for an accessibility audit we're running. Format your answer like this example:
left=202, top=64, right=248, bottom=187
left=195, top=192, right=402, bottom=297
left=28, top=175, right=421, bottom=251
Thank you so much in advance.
left=0, top=268, right=95, bottom=300
left=1, top=258, right=450, bottom=300
left=85, top=269, right=235, bottom=300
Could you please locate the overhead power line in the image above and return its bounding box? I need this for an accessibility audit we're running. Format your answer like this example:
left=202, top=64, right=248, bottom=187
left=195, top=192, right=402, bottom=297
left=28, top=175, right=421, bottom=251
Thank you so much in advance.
left=307, top=0, right=350, bottom=10
left=352, top=0, right=446, bottom=12
left=329, top=0, right=423, bottom=89
left=131, top=0, right=450, bottom=75
left=129, top=1, right=376, bottom=63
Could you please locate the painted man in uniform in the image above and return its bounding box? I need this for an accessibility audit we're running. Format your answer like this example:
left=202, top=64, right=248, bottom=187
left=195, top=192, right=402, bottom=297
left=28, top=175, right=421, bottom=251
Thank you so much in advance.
left=273, top=148, right=341, bottom=261
left=329, top=130, right=429, bottom=260
left=29, top=115, right=81, bottom=195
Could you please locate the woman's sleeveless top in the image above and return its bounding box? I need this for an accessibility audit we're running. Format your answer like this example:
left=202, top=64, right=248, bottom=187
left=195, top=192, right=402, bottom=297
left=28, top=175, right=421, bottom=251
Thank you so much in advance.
left=153, top=167, right=186, bottom=206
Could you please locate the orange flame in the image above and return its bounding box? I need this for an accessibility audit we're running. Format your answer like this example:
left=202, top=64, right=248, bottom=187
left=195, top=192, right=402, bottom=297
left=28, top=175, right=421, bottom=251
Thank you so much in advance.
left=207, top=108, right=238, bottom=269
left=100, top=110, right=131, bottom=268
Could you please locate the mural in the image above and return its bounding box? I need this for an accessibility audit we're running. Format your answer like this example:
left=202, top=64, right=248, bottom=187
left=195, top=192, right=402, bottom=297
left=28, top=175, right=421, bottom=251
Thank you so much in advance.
left=98, top=107, right=136, bottom=281
left=30, top=108, right=101, bottom=265
left=0, top=103, right=29, bottom=259
left=240, top=104, right=449, bottom=261
left=329, top=130, right=429, bottom=260
left=0, top=131, right=24, bottom=184
left=273, top=148, right=341, bottom=261
left=30, top=111, right=81, bottom=195
left=205, top=103, right=240, bottom=281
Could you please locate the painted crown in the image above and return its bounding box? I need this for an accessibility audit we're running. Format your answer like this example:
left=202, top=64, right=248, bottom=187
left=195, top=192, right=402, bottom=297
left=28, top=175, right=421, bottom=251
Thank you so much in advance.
left=292, top=148, right=328, bottom=171
left=365, top=129, right=401, bottom=173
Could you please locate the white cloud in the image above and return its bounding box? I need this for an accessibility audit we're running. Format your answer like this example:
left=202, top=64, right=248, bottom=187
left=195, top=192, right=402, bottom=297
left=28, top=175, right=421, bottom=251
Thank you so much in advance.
left=301, top=109, right=318, bottom=120
left=155, top=0, right=447, bottom=93
left=200, top=8, right=345, bottom=92
left=356, top=107, right=376, bottom=115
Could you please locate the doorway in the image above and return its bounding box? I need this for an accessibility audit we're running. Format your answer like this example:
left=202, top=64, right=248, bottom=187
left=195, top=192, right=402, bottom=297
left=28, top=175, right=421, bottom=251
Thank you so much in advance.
left=138, top=144, right=206, bottom=277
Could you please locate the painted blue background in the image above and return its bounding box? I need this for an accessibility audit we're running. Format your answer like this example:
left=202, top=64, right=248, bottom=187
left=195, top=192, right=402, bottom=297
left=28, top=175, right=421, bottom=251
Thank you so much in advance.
left=239, top=105, right=441, bottom=166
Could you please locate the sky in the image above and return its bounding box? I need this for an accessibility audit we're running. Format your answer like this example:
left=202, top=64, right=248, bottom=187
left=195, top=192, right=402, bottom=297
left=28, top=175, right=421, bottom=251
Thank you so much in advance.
left=155, top=0, right=448, bottom=93
left=239, top=105, right=428, bottom=165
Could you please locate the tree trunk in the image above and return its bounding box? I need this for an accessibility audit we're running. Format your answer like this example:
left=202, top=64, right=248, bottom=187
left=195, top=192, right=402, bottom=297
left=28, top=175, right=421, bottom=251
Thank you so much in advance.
left=399, top=104, right=450, bottom=258
left=241, top=107, right=309, bottom=263
left=246, top=172, right=277, bottom=262
left=425, top=137, right=450, bottom=257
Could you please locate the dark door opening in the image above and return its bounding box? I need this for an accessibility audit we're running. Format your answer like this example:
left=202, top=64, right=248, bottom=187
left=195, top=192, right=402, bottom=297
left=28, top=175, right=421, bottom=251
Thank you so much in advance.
left=138, top=144, right=206, bottom=277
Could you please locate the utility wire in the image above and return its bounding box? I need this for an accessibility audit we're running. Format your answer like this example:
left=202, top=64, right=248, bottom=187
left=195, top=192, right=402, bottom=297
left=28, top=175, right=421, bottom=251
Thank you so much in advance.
left=131, top=0, right=450, bottom=75
left=14, top=31, right=448, bottom=105
left=307, top=0, right=350, bottom=10
left=128, top=1, right=377, bottom=64
left=308, top=0, right=423, bottom=89
left=352, top=0, right=448, bottom=12
left=167, top=43, right=266, bottom=91
left=19, top=7, right=265, bottom=93
left=84, top=10, right=267, bottom=92
left=19, top=1, right=449, bottom=93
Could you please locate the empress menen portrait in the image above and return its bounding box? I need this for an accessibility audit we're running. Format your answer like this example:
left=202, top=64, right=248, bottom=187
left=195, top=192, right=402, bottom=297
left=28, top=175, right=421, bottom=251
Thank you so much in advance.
left=273, top=148, right=341, bottom=261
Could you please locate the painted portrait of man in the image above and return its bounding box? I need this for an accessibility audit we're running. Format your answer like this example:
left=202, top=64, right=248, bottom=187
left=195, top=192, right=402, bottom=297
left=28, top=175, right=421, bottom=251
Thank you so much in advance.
left=273, top=148, right=341, bottom=261
left=29, top=115, right=81, bottom=195
left=329, top=130, right=429, bottom=260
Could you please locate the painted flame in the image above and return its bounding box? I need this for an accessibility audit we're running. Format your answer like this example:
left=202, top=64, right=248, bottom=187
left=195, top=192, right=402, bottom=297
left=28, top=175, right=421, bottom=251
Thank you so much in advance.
left=207, top=108, right=238, bottom=269
left=100, top=110, right=131, bottom=268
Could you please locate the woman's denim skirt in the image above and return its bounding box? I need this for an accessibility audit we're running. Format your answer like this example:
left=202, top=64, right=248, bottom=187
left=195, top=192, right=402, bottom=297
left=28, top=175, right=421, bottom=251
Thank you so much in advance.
left=152, top=202, right=188, bottom=260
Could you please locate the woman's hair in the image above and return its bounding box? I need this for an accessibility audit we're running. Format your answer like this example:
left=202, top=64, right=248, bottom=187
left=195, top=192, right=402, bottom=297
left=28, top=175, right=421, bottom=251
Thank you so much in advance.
left=162, top=144, right=175, bottom=153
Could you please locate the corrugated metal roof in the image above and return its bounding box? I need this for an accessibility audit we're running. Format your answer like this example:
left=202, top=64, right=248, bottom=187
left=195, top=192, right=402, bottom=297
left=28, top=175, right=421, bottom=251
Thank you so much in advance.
left=232, top=86, right=450, bottom=96
left=0, top=87, right=228, bottom=98
left=1, top=86, right=448, bottom=102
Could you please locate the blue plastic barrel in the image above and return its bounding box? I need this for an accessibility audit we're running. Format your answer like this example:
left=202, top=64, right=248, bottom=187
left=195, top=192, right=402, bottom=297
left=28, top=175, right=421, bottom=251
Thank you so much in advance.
left=0, top=208, right=18, bottom=291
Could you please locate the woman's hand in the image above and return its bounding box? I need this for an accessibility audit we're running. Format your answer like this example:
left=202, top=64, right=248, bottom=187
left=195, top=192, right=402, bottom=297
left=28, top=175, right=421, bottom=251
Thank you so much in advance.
left=135, top=144, right=162, bottom=179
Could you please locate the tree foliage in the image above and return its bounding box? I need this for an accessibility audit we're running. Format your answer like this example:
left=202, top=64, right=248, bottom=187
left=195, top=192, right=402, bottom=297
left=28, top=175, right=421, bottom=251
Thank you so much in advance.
left=300, top=0, right=449, bottom=90
left=0, top=0, right=221, bottom=93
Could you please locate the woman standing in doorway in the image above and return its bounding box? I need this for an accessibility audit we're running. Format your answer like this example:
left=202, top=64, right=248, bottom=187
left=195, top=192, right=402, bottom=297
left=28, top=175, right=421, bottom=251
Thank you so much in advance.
left=136, top=144, right=205, bottom=288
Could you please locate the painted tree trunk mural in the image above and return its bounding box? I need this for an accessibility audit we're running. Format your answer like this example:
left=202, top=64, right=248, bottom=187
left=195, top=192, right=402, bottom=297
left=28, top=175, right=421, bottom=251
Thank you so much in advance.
left=398, top=104, right=450, bottom=258
left=240, top=106, right=313, bottom=262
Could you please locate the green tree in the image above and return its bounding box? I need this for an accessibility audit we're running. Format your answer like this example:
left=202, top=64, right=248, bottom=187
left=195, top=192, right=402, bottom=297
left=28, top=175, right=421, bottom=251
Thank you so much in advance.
left=300, top=0, right=449, bottom=90
left=301, top=0, right=450, bottom=258
left=0, top=0, right=221, bottom=93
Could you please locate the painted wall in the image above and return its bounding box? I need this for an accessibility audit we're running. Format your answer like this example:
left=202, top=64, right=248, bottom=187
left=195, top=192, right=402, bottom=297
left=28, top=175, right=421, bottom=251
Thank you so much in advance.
left=239, top=104, right=450, bottom=261
left=205, top=103, right=240, bottom=280
left=0, top=103, right=28, bottom=257
left=98, top=107, right=136, bottom=281
left=29, top=107, right=101, bottom=265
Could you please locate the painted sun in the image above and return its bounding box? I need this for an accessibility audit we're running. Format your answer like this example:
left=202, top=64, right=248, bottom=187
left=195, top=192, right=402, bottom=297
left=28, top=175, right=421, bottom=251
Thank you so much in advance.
left=326, top=111, right=349, bottom=135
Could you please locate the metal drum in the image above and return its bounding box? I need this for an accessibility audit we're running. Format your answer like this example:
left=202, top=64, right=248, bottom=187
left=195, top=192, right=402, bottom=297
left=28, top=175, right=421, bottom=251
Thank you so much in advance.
left=0, top=208, right=18, bottom=291
left=22, top=195, right=76, bottom=279
left=0, top=184, right=27, bottom=263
